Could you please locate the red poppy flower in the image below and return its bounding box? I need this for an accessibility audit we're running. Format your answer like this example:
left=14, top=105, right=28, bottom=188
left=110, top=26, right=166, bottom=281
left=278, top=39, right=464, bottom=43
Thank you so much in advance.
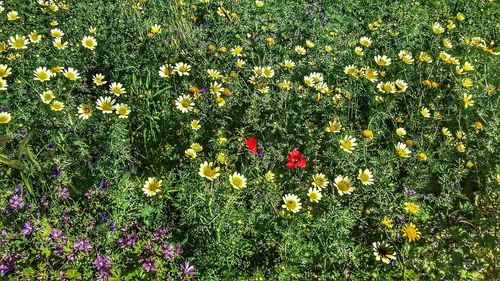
left=245, top=137, right=258, bottom=155
left=286, top=150, right=307, bottom=169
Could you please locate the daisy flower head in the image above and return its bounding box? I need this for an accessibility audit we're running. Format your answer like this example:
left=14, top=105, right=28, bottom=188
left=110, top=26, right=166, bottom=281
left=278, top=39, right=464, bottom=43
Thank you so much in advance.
left=0, top=112, right=12, bottom=124
left=115, top=103, right=131, bottom=118
left=402, top=223, right=421, bottom=242
left=265, top=171, right=275, bottom=183
left=210, top=81, right=224, bottom=96
left=0, top=65, right=12, bottom=78
left=207, top=69, right=221, bottom=80
left=7, top=11, right=19, bottom=21
left=334, top=175, right=354, bottom=195
left=236, top=59, right=246, bottom=68
left=93, top=74, right=107, bottom=86
left=82, top=36, right=97, bottom=50
left=282, top=194, right=302, bottom=213
left=173, top=62, right=191, bottom=76
left=63, top=67, right=80, bottom=80
left=9, top=35, right=29, bottom=49
left=185, top=148, right=197, bottom=159
left=432, top=22, right=444, bottom=35
left=373, top=242, right=397, bottom=264
left=159, top=64, right=174, bottom=78
left=29, top=31, right=42, bottom=43
left=109, top=82, right=126, bottom=96
left=143, top=177, right=162, bottom=196
left=404, top=202, right=420, bottom=214
left=463, top=93, right=474, bottom=108
left=305, top=187, right=321, bottom=203
left=325, top=120, right=341, bottom=133
left=96, top=96, right=116, bottom=113
left=150, top=24, right=161, bottom=34
left=282, top=59, right=295, bottom=69
left=312, top=173, right=329, bottom=189
left=199, top=161, right=220, bottom=181
left=374, top=55, right=391, bottom=67
left=395, top=79, right=408, bottom=92
left=396, top=127, right=406, bottom=137
left=175, top=95, right=194, bottom=113
left=40, top=90, right=55, bottom=104
left=359, top=36, right=372, bottom=47
left=294, top=46, right=306, bottom=55
left=339, top=135, right=357, bottom=153
left=398, top=50, right=414, bottom=64
left=229, top=172, right=247, bottom=190
left=395, top=142, right=411, bottom=158
left=354, top=46, right=364, bottom=56
left=305, top=40, right=315, bottom=48
left=230, top=45, right=243, bottom=57
left=420, top=107, right=430, bottom=118
left=358, top=169, right=374, bottom=185
left=50, top=101, right=64, bottom=111
left=78, top=104, right=92, bottom=119
left=50, top=28, right=64, bottom=38
left=190, top=119, right=201, bottom=130
left=53, top=38, right=68, bottom=50
left=34, top=67, right=51, bottom=82
left=381, top=216, right=393, bottom=229
left=0, top=78, right=7, bottom=91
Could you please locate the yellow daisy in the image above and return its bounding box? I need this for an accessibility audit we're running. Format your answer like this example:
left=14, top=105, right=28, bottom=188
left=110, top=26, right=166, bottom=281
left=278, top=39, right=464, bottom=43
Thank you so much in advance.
left=334, top=175, right=354, bottom=195
left=50, top=101, right=64, bottom=111
left=63, top=67, right=80, bottom=80
left=199, top=161, right=220, bottom=181
left=96, top=96, right=116, bottom=113
left=142, top=177, right=162, bottom=196
left=312, top=173, right=329, bottom=189
left=9, top=35, right=29, bottom=49
left=82, top=36, right=97, bottom=50
left=229, top=172, right=247, bottom=189
left=78, top=104, right=92, bottom=119
left=109, top=82, right=126, bottom=96
left=395, top=142, right=411, bottom=158
left=0, top=112, right=12, bottom=124
left=307, top=188, right=322, bottom=203
left=402, top=223, right=421, bottom=242
left=115, top=103, right=131, bottom=118
left=175, top=95, right=194, bottom=113
left=339, top=135, right=357, bottom=153
left=40, top=90, right=55, bottom=104
left=93, top=74, right=107, bottom=86
left=404, top=202, right=420, bottom=214
left=282, top=194, right=302, bottom=213
left=358, top=169, right=374, bottom=185
left=0, top=78, right=7, bottom=91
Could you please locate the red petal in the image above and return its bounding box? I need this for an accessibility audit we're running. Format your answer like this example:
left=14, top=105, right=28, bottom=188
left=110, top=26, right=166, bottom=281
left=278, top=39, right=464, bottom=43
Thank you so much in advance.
left=245, top=138, right=258, bottom=154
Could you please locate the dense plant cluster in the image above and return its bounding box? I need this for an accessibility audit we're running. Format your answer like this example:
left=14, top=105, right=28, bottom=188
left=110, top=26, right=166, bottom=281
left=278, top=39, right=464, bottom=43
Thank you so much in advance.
left=0, top=0, right=499, bottom=280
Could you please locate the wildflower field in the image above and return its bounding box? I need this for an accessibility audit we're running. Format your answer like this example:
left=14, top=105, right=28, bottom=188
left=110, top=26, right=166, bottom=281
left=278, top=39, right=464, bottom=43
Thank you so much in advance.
left=0, top=0, right=499, bottom=280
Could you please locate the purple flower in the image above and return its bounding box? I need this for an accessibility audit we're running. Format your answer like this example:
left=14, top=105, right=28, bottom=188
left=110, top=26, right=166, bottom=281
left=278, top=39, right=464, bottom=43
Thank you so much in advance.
left=0, top=252, right=20, bottom=274
left=99, top=180, right=109, bottom=189
left=20, top=221, right=34, bottom=236
left=404, top=187, right=416, bottom=196
left=141, top=258, right=156, bottom=272
left=17, top=131, right=27, bottom=139
left=108, top=223, right=117, bottom=232
left=8, top=195, right=24, bottom=210
left=162, top=242, right=175, bottom=260
left=116, top=234, right=139, bottom=248
left=179, top=260, right=196, bottom=277
left=47, top=144, right=54, bottom=151
left=93, top=255, right=111, bottom=281
left=175, top=246, right=184, bottom=256
left=152, top=227, right=171, bottom=242
left=53, top=168, right=62, bottom=177
left=74, top=236, right=92, bottom=252
left=58, top=187, right=70, bottom=199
